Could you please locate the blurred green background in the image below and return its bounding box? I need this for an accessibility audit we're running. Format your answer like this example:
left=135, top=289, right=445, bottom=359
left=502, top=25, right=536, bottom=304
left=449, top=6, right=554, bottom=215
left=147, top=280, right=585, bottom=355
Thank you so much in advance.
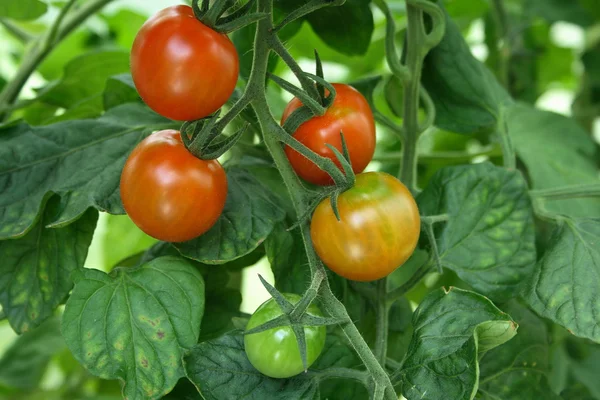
left=1, top=0, right=598, bottom=398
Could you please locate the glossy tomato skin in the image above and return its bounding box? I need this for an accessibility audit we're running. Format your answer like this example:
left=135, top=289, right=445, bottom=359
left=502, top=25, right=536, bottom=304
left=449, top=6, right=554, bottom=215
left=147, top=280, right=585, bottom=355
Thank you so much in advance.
left=311, top=172, right=420, bottom=281
left=131, top=5, right=239, bottom=121
left=120, top=130, right=227, bottom=242
left=244, top=294, right=326, bottom=379
left=281, top=83, right=376, bottom=186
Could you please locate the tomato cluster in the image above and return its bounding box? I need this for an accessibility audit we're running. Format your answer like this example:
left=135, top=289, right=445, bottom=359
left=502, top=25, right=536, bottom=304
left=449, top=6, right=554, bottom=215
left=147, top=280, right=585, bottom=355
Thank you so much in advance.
left=124, top=3, right=421, bottom=381
left=122, top=5, right=238, bottom=243
left=281, top=84, right=420, bottom=282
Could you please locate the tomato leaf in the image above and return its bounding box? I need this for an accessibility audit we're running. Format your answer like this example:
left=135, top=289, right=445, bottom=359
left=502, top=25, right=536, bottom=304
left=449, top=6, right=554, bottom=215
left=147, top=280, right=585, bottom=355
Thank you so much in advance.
left=0, top=317, right=65, bottom=389
left=421, top=3, right=511, bottom=134
left=39, top=51, right=131, bottom=115
left=103, top=73, right=140, bottom=111
left=506, top=103, right=600, bottom=218
left=174, top=166, right=286, bottom=264
left=477, top=301, right=560, bottom=400
left=0, top=201, right=97, bottom=333
left=0, top=0, right=47, bottom=20
left=184, top=330, right=365, bottom=400
left=312, top=330, right=368, bottom=400
left=417, top=162, right=537, bottom=301
left=62, top=256, right=205, bottom=400
left=522, top=218, right=600, bottom=343
left=306, top=0, right=373, bottom=57
left=0, top=103, right=173, bottom=240
left=184, top=331, right=318, bottom=399
left=265, top=223, right=310, bottom=295
left=399, top=287, right=517, bottom=400
left=138, top=242, right=244, bottom=342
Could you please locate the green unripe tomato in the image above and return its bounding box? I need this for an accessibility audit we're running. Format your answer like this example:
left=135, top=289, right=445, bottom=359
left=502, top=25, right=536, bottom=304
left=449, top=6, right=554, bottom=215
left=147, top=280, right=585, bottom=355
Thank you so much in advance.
left=244, top=293, right=327, bottom=379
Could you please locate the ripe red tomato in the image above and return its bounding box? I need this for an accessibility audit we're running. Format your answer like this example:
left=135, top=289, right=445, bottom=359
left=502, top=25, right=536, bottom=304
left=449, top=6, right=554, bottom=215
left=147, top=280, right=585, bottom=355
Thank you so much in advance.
left=131, top=5, right=239, bottom=121
left=310, top=172, right=420, bottom=281
left=120, top=130, right=227, bottom=242
left=281, top=83, right=376, bottom=186
left=244, top=294, right=326, bottom=378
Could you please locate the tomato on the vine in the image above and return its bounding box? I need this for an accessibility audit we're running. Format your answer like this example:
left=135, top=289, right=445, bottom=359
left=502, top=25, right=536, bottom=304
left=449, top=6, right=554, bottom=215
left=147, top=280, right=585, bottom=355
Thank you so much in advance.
left=281, top=83, right=376, bottom=186
left=131, top=5, right=239, bottom=121
left=120, top=130, right=227, bottom=243
left=244, top=293, right=326, bottom=379
left=311, top=172, right=420, bottom=281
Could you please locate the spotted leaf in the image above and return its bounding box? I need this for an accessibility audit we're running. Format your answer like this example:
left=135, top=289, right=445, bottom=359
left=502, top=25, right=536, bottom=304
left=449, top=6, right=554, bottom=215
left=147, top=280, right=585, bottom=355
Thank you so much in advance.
left=62, top=256, right=205, bottom=400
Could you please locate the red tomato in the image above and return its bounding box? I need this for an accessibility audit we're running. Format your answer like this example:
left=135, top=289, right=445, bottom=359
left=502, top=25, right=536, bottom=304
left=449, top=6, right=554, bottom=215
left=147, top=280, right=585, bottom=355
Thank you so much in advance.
left=281, top=83, right=376, bottom=186
left=310, top=172, right=420, bottom=281
left=131, top=5, right=239, bottom=121
left=120, top=130, right=227, bottom=242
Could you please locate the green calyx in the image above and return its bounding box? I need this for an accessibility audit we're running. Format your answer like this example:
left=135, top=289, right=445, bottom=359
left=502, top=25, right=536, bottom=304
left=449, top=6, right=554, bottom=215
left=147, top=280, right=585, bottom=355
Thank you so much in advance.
left=180, top=114, right=248, bottom=161
left=244, top=275, right=342, bottom=371
left=192, top=0, right=267, bottom=34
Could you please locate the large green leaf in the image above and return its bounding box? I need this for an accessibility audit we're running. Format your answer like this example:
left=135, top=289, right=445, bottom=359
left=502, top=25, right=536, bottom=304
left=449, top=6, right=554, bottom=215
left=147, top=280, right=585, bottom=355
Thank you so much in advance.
left=566, top=341, right=600, bottom=399
left=265, top=223, right=310, bottom=295
left=184, top=330, right=365, bottom=400
left=399, top=287, right=517, bottom=400
left=174, top=166, right=286, bottom=264
left=0, top=0, right=46, bottom=20
left=103, top=73, right=140, bottom=111
left=422, top=3, right=511, bottom=134
left=0, top=103, right=174, bottom=240
left=102, top=9, right=147, bottom=49
left=313, top=330, right=367, bottom=400
left=62, top=256, right=205, bottom=400
left=477, top=301, right=560, bottom=400
left=39, top=51, right=131, bottom=116
left=0, top=317, right=65, bottom=389
left=417, top=163, right=536, bottom=301
left=139, top=242, right=245, bottom=342
left=306, top=0, right=374, bottom=56
left=522, top=218, right=600, bottom=343
left=0, top=202, right=97, bottom=333
left=506, top=103, right=600, bottom=218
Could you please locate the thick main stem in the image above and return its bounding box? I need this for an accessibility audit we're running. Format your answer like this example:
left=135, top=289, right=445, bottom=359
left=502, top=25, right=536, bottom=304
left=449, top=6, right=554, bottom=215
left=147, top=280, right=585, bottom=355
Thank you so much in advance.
left=374, top=278, right=389, bottom=364
left=249, top=0, right=396, bottom=397
left=399, top=4, right=424, bottom=192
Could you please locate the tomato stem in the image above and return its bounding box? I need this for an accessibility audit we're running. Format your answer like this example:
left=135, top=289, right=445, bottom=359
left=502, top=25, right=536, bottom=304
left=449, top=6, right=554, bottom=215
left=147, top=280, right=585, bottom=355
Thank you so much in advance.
left=0, top=19, right=34, bottom=43
left=374, top=278, right=390, bottom=364
left=240, top=0, right=402, bottom=396
left=529, top=183, right=600, bottom=200
left=387, top=261, right=433, bottom=303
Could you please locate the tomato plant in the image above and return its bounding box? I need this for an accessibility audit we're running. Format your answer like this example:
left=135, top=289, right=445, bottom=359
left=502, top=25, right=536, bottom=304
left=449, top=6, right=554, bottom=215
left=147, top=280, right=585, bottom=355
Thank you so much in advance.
left=281, top=83, right=376, bottom=185
left=1, top=0, right=600, bottom=399
left=131, top=5, right=239, bottom=121
left=244, top=293, right=326, bottom=378
left=311, top=172, right=420, bottom=281
left=120, top=129, right=227, bottom=243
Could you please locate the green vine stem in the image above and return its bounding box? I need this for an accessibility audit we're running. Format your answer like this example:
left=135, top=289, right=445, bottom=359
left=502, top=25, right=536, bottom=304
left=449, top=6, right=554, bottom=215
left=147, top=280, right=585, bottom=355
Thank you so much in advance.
left=399, top=2, right=427, bottom=191
left=376, top=0, right=445, bottom=193
left=490, top=0, right=510, bottom=88
left=246, top=0, right=397, bottom=397
left=373, top=145, right=503, bottom=163
left=0, top=0, right=115, bottom=119
left=529, top=183, right=600, bottom=200
left=0, top=18, right=34, bottom=43
left=374, top=278, right=389, bottom=364
left=497, top=106, right=517, bottom=169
